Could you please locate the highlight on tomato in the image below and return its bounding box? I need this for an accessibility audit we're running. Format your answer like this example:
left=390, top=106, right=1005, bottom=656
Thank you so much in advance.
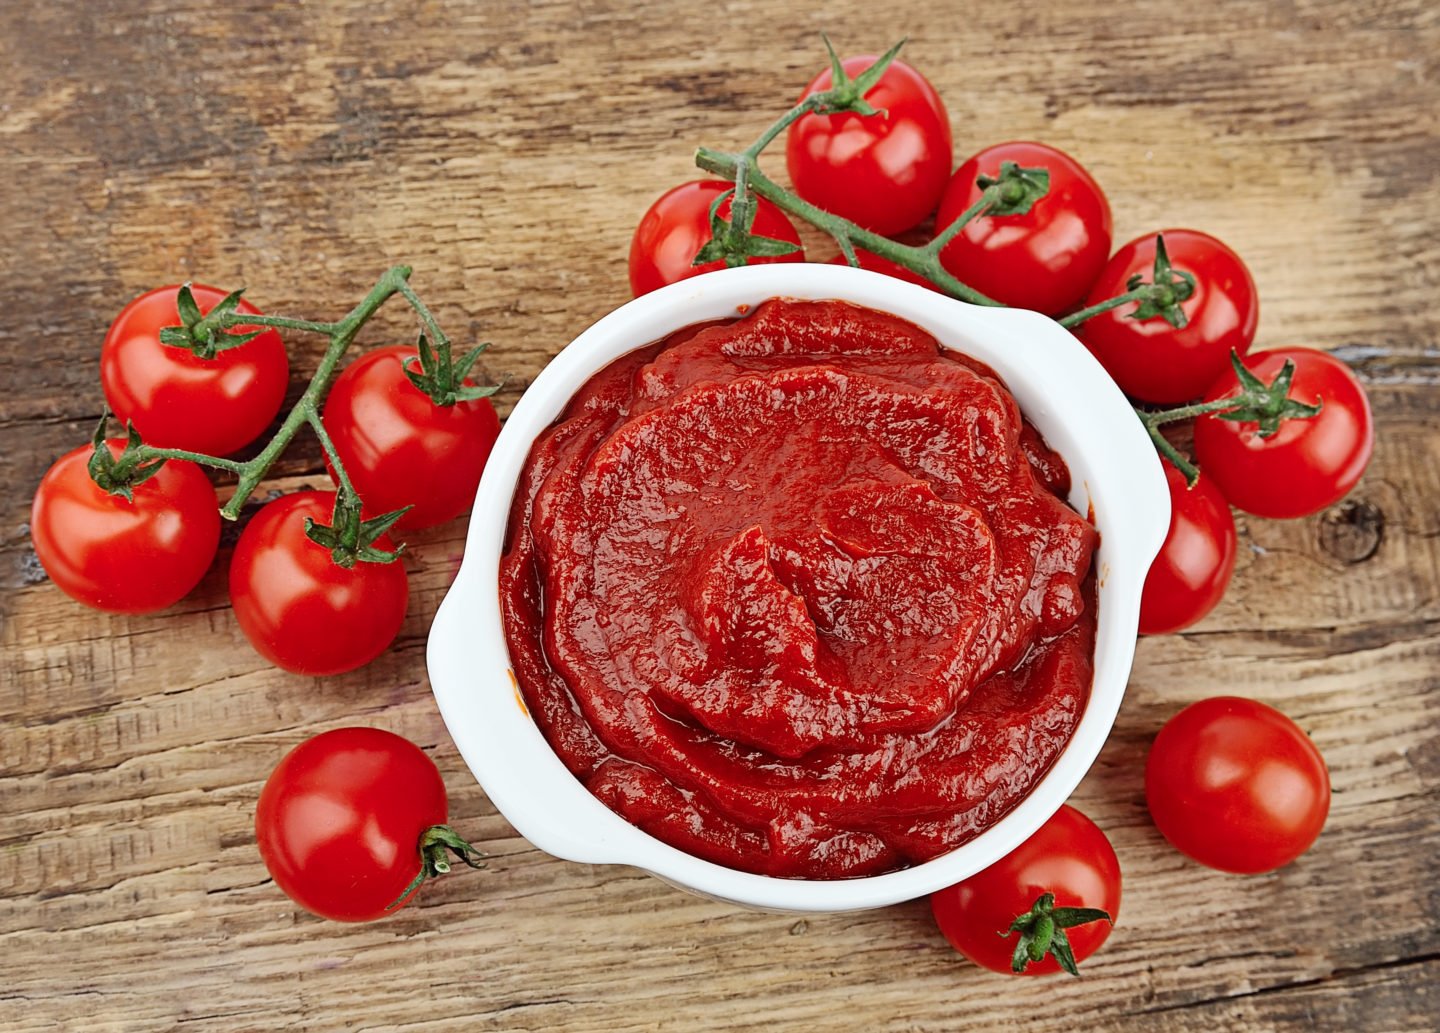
left=931, top=804, right=1120, bottom=976
left=935, top=141, right=1112, bottom=316
left=1139, top=461, right=1238, bottom=635
left=628, top=180, right=804, bottom=296
left=228, top=490, right=410, bottom=676
left=1194, top=347, right=1374, bottom=520
left=786, top=52, right=952, bottom=236
left=30, top=432, right=220, bottom=615
left=1076, top=229, right=1258, bottom=404
left=1146, top=697, right=1330, bottom=874
left=255, top=727, right=484, bottom=922
left=100, top=284, right=289, bottom=457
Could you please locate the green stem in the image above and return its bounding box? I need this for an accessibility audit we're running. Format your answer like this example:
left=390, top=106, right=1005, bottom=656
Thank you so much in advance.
left=922, top=190, right=998, bottom=256
left=745, top=98, right=821, bottom=158
left=385, top=824, right=486, bottom=912
left=217, top=313, right=340, bottom=335
left=1140, top=419, right=1198, bottom=481
left=1135, top=373, right=1303, bottom=484
left=306, top=409, right=357, bottom=497
left=124, top=266, right=417, bottom=520
left=396, top=279, right=450, bottom=356
left=1142, top=395, right=1243, bottom=429
left=696, top=146, right=1001, bottom=306
left=1058, top=287, right=1151, bottom=329
left=128, top=448, right=248, bottom=475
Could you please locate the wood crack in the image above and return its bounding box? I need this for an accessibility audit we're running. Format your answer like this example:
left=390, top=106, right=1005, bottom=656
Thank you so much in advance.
left=1124, top=952, right=1440, bottom=1019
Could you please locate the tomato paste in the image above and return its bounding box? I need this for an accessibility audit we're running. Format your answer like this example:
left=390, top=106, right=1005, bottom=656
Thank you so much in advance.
left=501, top=299, right=1098, bottom=879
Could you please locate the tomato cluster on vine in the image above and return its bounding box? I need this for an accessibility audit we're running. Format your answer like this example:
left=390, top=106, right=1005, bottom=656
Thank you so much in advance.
left=31, top=278, right=500, bottom=676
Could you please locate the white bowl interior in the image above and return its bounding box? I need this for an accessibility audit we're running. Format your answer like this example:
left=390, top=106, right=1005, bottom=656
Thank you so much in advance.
left=427, top=264, right=1169, bottom=912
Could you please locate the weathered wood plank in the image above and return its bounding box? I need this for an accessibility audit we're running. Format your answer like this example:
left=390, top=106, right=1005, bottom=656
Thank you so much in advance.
left=1, top=0, right=1437, bottom=1031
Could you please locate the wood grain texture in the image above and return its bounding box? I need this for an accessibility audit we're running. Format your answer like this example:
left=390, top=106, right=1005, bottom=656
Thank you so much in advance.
left=2, top=1, right=1438, bottom=1030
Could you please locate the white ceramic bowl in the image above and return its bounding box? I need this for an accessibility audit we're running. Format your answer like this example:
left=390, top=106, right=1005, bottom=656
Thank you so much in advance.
left=427, top=264, right=1169, bottom=912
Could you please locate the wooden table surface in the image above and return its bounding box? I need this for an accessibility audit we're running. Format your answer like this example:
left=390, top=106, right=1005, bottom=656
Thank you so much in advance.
left=3, top=2, right=1437, bottom=1031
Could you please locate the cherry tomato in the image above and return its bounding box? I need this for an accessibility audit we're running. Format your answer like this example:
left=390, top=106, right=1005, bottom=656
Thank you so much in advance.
left=931, top=805, right=1120, bottom=976
left=825, top=250, right=939, bottom=290
left=100, top=285, right=289, bottom=456
left=1193, top=348, right=1374, bottom=519
left=228, top=491, right=408, bottom=676
left=628, top=181, right=804, bottom=296
left=256, top=728, right=451, bottom=921
left=1139, top=462, right=1237, bottom=635
left=322, top=345, right=500, bottom=532
left=785, top=56, right=952, bottom=236
left=1146, top=697, right=1330, bottom=874
left=1077, top=230, right=1258, bottom=404
left=935, top=142, right=1112, bottom=317
left=30, top=441, right=220, bottom=614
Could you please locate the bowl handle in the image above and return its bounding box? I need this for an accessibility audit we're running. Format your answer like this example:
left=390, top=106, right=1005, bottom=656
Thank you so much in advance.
left=427, top=593, right=635, bottom=868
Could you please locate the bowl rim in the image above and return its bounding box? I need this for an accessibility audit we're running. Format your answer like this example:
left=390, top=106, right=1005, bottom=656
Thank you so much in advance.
left=427, top=263, right=1169, bottom=912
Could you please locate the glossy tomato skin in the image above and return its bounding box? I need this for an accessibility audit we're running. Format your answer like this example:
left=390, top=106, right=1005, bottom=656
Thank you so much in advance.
left=824, top=250, right=939, bottom=290
left=1139, top=462, right=1238, bottom=635
left=1146, top=697, right=1330, bottom=873
left=935, top=141, right=1112, bottom=317
left=1077, top=230, right=1258, bottom=404
left=1193, top=348, right=1374, bottom=519
left=322, top=345, right=500, bottom=532
left=786, top=57, right=952, bottom=236
left=628, top=181, right=804, bottom=296
left=931, top=805, right=1121, bottom=976
left=30, top=442, right=220, bottom=614
left=256, top=727, right=447, bottom=921
left=228, top=491, right=408, bottom=676
left=100, top=285, right=289, bottom=456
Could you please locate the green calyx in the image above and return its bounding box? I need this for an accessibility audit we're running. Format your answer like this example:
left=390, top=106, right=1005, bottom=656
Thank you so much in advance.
left=692, top=177, right=802, bottom=269
left=807, top=34, right=905, bottom=117
left=158, top=283, right=266, bottom=360
left=1136, top=349, right=1324, bottom=484
left=303, top=488, right=411, bottom=568
left=87, top=415, right=167, bottom=500
left=1215, top=351, right=1322, bottom=438
left=1004, top=892, right=1112, bottom=976
left=385, top=824, right=487, bottom=912
left=976, top=161, right=1052, bottom=217
left=1126, top=234, right=1198, bottom=329
left=403, top=331, right=500, bottom=407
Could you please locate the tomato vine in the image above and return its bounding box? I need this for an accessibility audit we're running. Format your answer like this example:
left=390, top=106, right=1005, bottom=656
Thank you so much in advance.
left=689, top=37, right=1324, bottom=471
left=691, top=39, right=1171, bottom=323
left=92, top=266, right=496, bottom=564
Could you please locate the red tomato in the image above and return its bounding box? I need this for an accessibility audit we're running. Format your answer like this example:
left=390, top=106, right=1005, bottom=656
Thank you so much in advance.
left=1193, top=348, right=1374, bottom=519
left=30, top=441, right=220, bottom=614
left=229, top=491, right=409, bottom=676
left=931, top=805, right=1120, bottom=976
left=825, top=250, right=939, bottom=290
left=1146, top=697, right=1330, bottom=873
left=628, top=181, right=804, bottom=296
left=785, top=56, right=952, bottom=236
left=1139, top=462, right=1238, bottom=635
left=1077, top=230, right=1258, bottom=404
left=935, top=142, right=1112, bottom=316
left=322, top=345, right=500, bottom=532
left=256, top=728, right=453, bottom=921
left=100, top=285, right=289, bottom=456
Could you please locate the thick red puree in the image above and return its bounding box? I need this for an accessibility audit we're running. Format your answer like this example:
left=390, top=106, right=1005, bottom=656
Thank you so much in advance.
left=500, top=299, right=1098, bottom=879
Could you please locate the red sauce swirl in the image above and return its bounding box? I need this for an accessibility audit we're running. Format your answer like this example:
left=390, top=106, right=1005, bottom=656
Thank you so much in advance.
left=501, top=299, right=1098, bottom=878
